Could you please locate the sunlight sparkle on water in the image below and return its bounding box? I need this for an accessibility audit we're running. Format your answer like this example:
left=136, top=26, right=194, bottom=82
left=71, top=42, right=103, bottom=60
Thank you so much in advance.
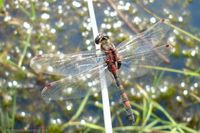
left=151, top=95, right=156, bottom=99
left=106, top=24, right=111, bottom=29
left=43, top=1, right=49, bottom=7
left=27, top=52, right=32, bottom=58
left=107, top=32, right=112, bottom=37
left=6, top=56, right=10, bottom=60
left=176, top=96, right=182, bottom=102
left=3, top=94, right=12, bottom=102
left=41, top=13, right=50, bottom=20
left=66, top=87, right=72, bottom=94
left=191, top=50, right=196, bottom=56
left=8, top=81, right=13, bottom=87
left=110, top=11, right=117, bottom=17
left=133, top=16, right=142, bottom=25
left=151, top=87, right=156, bottom=93
left=119, top=33, right=124, bottom=37
left=136, top=92, right=141, bottom=98
left=94, top=92, right=99, bottom=97
left=58, top=53, right=64, bottom=59
left=180, top=82, right=185, bottom=88
left=183, top=90, right=188, bottom=96
left=50, top=119, right=57, bottom=124
left=4, top=16, right=11, bottom=22
left=50, top=28, right=56, bottom=34
left=5, top=71, right=9, bottom=76
left=13, top=80, right=18, bottom=86
left=124, top=2, right=131, bottom=10
left=87, top=45, right=92, bottom=50
left=95, top=101, right=100, bottom=106
left=88, top=116, right=93, bottom=122
left=56, top=118, right=62, bottom=124
left=88, top=82, right=93, bottom=87
left=80, top=119, right=86, bottom=125
left=190, top=86, right=194, bottom=91
left=194, top=83, right=198, bottom=88
left=145, top=85, right=151, bottom=92
left=184, top=116, right=192, bottom=122
left=160, top=86, right=168, bottom=93
left=47, top=66, right=54, bottom=72
left=163, top=8, right=170, bottom=14
left=23, top=22, right=31, bottom=29
left=66, top=105, right=72, bottom=111
left=56, top=20, right=64, bottom=28
left=140, top=89, right=146, bottom=96
left=168, top=14, right=173, bottom=19
left=150, top=17, right=156, bottom=23
left=111, top=101, right=115, bottom=106
left=178, top=16, right=183, bottom=22
left=58, top=5, right=63, bottom=14
left=21, top=111, right=26, bottom=117
left=86, top=39, right=91, bottom=45
left=72, top=1, right=81, bottom=8
left=131, top=88, right=136, bottom=95
left=39, top=50, right=43, bottom=55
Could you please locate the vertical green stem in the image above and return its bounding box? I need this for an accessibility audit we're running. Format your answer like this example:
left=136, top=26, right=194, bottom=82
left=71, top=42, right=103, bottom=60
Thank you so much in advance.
left=31, top=1, right=36, bottom=21
left=18, top=31, right=31, bottom=67
left=11, top=90, right=16, bottom=133
left=0, top=0, right=4, bottom=10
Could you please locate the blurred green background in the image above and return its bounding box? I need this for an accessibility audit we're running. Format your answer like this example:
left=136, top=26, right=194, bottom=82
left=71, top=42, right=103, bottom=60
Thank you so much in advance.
left=0, top=0, right=200, bottom=132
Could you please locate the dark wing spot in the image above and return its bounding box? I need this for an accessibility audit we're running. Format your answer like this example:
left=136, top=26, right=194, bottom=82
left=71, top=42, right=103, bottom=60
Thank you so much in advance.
left=45, top=83, right=52, bottom=89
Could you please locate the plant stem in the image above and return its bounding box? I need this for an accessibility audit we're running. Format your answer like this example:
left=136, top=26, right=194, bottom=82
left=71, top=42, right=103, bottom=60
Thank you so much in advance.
left=18, top=31, right=32, bottom=67
left=141, top=65, right=200, bottom=77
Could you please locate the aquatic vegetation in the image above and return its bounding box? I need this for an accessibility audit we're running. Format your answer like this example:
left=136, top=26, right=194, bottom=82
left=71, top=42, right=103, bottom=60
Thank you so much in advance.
left=0, top=0, right=199, bottom=132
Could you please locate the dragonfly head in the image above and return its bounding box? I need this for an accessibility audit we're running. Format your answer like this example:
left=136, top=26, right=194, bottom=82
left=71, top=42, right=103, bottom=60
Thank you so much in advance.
left=95, top=33, right=109, bottom=44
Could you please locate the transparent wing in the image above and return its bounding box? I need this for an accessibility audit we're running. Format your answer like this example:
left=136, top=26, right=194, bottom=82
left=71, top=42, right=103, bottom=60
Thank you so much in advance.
left=119, top=44, right=171, bottom=80
left=117, top=20, right=171, bottom=57
left=41, top=64, right=114, bottom=103
left=30, top=51, right=106, bottom=77
left=117, top=20, right=172, bottom=79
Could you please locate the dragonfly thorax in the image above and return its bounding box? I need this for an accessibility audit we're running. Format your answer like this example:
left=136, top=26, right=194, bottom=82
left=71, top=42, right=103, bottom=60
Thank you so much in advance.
left=100, top=40, right=115, bottom=51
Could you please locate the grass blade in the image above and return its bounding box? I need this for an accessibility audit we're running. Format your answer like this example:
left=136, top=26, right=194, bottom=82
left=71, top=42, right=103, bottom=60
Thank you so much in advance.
left=0, top=0, right=4, bottom=10
left=141, top=65, right=200, bottom=77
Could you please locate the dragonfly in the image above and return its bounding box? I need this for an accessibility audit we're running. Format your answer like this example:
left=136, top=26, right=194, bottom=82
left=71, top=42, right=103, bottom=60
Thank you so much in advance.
left=30, top=19, right=172, bottom=125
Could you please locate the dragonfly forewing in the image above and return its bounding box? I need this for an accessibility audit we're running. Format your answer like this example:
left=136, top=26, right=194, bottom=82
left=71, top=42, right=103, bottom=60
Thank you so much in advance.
left=117, top=19, right=171, bottom=56
left=30, top=51, right=106, bottom=77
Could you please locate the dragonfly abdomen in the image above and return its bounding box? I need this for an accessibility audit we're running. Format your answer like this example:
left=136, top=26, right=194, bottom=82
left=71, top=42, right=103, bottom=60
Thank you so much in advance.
left=113, top=73, right=136, bottom=124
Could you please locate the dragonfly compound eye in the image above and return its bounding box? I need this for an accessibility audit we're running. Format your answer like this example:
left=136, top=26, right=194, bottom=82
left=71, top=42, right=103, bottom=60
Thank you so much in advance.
left=95, top=34, right=109, bottom=44
left=95, top=35, right=100, bottom=44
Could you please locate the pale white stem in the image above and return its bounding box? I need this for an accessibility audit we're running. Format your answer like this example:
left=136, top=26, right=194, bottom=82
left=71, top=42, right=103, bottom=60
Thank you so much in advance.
left=87, top=1, right=113, bottom=133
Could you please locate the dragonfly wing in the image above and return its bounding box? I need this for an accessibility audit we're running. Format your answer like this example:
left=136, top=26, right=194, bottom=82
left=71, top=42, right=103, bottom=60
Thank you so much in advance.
left=117, top=20, right=172, bottom=79
left=41, top=65, right=114, bottom=103
left=117, top=20, right=171, bottom=58
left=30, top=51, right=106, bottom=77
left=119, top=44, right=171, bottom=79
